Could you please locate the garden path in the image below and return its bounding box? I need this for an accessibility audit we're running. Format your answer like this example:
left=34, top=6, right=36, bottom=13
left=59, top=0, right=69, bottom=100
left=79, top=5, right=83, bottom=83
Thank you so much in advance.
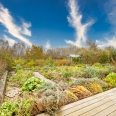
left=33, top=72, right=56, bottom=85
left=37, top=87, right=116, bottom=116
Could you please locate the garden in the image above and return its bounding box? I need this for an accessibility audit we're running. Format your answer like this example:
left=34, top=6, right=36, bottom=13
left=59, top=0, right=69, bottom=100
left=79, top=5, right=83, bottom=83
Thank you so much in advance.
left=1, top=40, right=116, bottom=116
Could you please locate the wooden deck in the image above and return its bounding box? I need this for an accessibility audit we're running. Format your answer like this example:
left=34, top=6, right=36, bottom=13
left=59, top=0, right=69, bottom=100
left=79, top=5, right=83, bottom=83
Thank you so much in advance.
left=37, top=88, right=116, bottom=116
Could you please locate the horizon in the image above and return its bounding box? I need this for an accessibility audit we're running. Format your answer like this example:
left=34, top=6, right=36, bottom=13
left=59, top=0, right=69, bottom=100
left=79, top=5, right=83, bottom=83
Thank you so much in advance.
left=0, top=0, right=116, bottom=49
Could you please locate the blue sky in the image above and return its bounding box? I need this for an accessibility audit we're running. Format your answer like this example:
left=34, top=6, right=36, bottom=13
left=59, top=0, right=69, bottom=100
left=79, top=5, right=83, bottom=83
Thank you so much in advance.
left=0, top=0, right=116, bottom=49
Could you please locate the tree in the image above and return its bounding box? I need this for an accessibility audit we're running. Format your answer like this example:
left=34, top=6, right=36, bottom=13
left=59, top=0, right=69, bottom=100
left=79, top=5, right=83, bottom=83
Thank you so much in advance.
left=25, top=45, right=45, bottom=60
left=87, top=40, right=98, bottom=51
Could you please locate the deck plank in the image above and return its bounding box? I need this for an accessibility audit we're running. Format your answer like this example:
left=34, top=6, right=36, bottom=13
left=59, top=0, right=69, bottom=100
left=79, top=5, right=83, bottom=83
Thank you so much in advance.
left=66, top=96, right=116, bottom=116
left=94, top=104, right=116, bottom=116
left=108, top=110, right=116, bottom=116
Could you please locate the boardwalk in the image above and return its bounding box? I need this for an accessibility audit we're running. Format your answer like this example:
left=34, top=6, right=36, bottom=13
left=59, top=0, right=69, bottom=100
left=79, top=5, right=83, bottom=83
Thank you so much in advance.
left=37, top=88, right=116, bottom=116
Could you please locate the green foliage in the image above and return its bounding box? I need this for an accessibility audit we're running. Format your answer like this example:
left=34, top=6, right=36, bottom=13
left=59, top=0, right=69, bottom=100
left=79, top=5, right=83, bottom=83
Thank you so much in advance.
left=92, top=63, right=102, bottom=68
left=83, top=66, right=100, bottom=78
left=11, top=70, right=33, bottom=87
left=99, top=51, right=109, bottom=63
left=70, top=78, right=107, bottom=88
left=45, top=57, right=54, bottom=66
left=14, top=59, right=25, bottom=66
left=25, top=60, right=35, bottom=68
left=0, top=99, right=33, bottom=116
left=15, top=64, right=22, bottom=71
left=62, top=71, right=72, bottom=79
left=22, top=77, right=43, bottom=92
left=0, top=54, right=14, bottom=71
left=72, top=58, right=79, bottom=63
left=104, top=72, right=116, bottom=87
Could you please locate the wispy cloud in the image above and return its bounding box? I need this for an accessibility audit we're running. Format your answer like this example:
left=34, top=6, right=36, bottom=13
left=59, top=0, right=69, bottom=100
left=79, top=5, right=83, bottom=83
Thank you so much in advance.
left=0, top=4, right=32, bottom=46
left=65, top=0, right=94, bottom=47
left=4, top=35, right=16, bottom=46
left=96, top=0, right=116, bottom=49
left=105, top=0, right=116, bottom=29
left=96, top=36, right=116, bottom=49
left=45, top=41, right=51, bottom=50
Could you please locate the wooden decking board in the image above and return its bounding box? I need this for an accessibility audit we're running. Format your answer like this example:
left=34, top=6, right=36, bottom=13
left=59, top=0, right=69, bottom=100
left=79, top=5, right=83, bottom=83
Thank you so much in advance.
left=107, top=110, right=116, bottom=116
left=79, top=98, right=116, bottom=116
left=57, top=88, right=116, bottom=113
left=94, top=104, right=116, bottom=116
left=37, top=88, right=116, bottom=116
left=57, top=91, right=116, bottom=115
left=66, top=96, right=116, bottom=116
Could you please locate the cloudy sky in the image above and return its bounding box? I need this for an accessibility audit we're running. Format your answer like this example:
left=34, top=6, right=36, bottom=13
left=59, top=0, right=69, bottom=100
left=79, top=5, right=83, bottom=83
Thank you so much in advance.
left=0, top=0, right=116, bottom=48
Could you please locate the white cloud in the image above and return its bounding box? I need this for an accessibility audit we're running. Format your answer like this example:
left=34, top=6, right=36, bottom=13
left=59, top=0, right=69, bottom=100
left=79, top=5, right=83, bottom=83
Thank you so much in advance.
left=65, top=0, right=94, bottom=47
left=0, top=4, right=32, bottom=46
left=21, top=20, right=31, bottom=36
left=45, top=41, right=51, bottom=50
left=4, top=35, right=16, bottom=46
left=96, top=0, right=116, bottom=49
left=96, top=36, right=116, bottom=49
left=105, top=0, right=116, bottom=27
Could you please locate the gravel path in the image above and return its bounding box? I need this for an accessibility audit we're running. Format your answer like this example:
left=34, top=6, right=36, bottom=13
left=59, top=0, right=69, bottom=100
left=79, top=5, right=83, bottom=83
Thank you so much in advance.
left=33, top=72, right=56, bottom=85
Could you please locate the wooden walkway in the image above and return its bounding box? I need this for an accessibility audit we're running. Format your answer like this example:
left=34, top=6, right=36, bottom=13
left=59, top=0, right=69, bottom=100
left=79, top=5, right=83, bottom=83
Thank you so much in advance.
left=37, top=88, right=116, bottom=116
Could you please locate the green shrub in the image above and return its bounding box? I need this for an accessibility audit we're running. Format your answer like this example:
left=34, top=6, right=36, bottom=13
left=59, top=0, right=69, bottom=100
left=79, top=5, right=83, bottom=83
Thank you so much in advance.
left=104, top=72, right=116, bottom=87
left=0, top=99, right=33, bottom=116
left=45, top=57, right=54, bottom=66
left=92, top=63, right=102, bottom=68
left=72, top=58, right=79, bottom=63
left=99, top=51, right=109, bottom=63
left=11, top=70, right=33, bottom=87
left=70, top=78, right=107, bottom=88
left=83, top=66, right=100, bottom=78
left=62, top=71, right=72, bottom=79
left=22, top=77, right=43, bottom=92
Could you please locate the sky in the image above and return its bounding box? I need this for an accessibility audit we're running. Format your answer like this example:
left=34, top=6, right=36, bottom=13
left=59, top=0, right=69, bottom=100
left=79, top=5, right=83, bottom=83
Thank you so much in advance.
left=0, top=0, right=116, bottom=49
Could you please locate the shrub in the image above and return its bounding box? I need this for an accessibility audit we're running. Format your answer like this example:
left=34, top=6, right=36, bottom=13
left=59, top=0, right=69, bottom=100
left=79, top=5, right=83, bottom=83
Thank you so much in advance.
left=89, top=82, right=103, bottom=94
left=35, top=85, right=65, bottom=115
left=55, top=59, right=72, bottom=66
left=99, top=51, right=109, bottom=64
left=92, top=63, right=102, bottom=68
left=69, top=86, right=92, bottom=99
left=0, top=99, right=33, bottom=116
left=11, top=70, right=33, bottom=87
left=0, top=59, right=7, bottom=75
left=22, top=77, right=43, bottom=92
left=25, top=60, right=35, bottom=68
left=34, top=60, right=45, bottom=66
left=72, top=58, right=79, bottom=63
left=62, top=71, right=72, bottom=79
left=104, top=72, right=116, bottom=87
left=45, top=57, right=54, bottom=66
left=70, top=78, right=108, bottom=88
left=14, top=59, right=25, bottom=66
left=83, top=66, right=100, bottom=78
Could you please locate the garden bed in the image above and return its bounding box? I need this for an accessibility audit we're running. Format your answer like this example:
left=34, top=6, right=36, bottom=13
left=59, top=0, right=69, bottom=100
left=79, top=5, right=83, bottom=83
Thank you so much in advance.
left=1, top=63, right=116, bottom=116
